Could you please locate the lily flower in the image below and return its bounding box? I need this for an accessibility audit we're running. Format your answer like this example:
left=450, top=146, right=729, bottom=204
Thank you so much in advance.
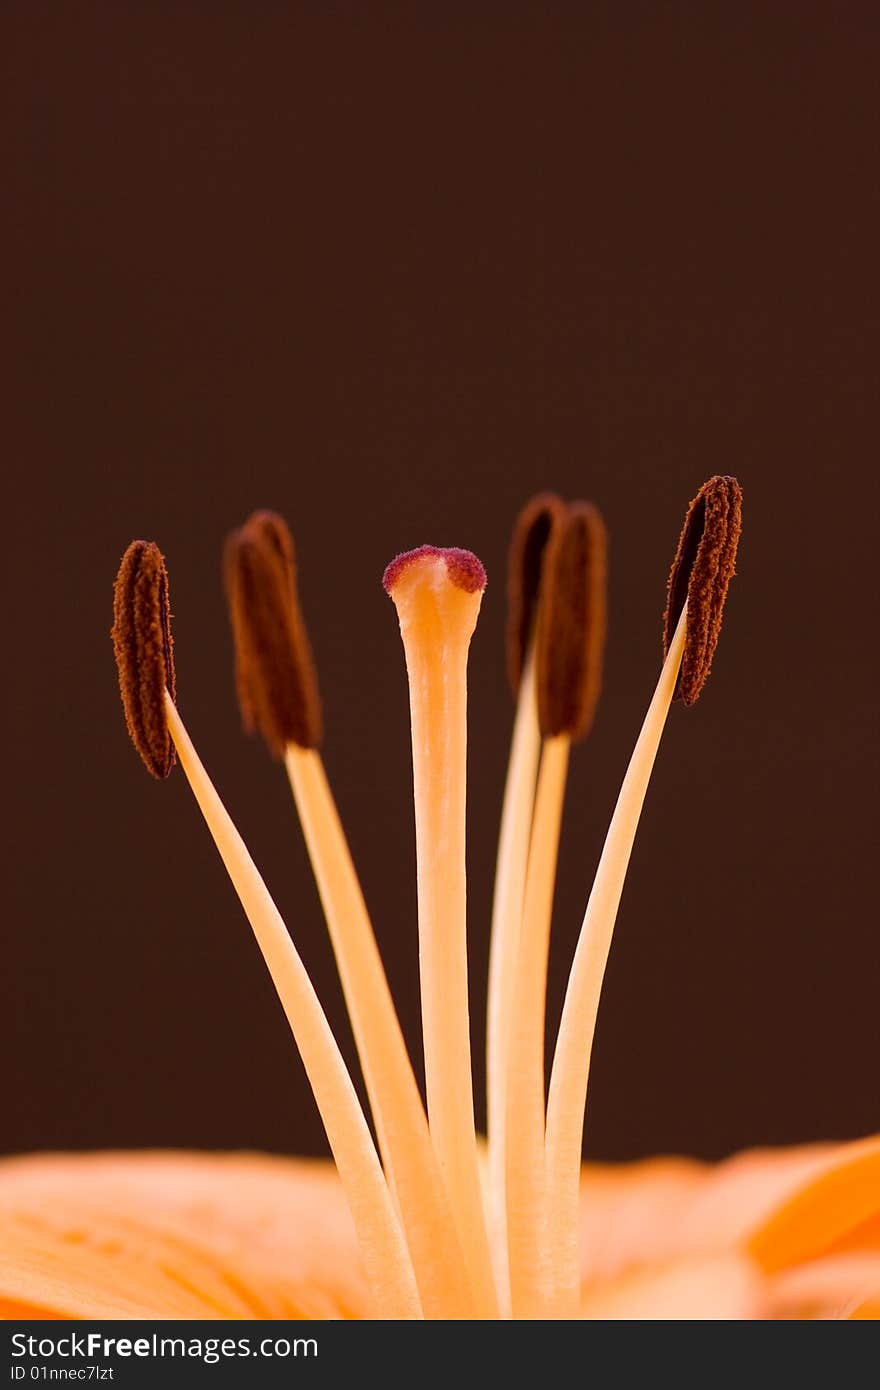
left=2, top=480, right=877, bottom=1321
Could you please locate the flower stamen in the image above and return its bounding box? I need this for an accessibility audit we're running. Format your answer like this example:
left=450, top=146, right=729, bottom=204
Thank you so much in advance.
left=111, top=540, right=177, bottom=779
left=163, top=697, right=421, bottom=1319
left=487, top=495, right=562, bottom=1311
left=545, top=475, right=742, bottom=1317
left=544, top=603, right=688, bottom=1317
left=505, top=501, right=607, bottom=1318
left=225, top=514, right=476, bottom=1318
left=112, top=542, right=421, bottom=1320
left=663, top=475, right=743, bottom=705
left=223, top=511, right=322, bottom=754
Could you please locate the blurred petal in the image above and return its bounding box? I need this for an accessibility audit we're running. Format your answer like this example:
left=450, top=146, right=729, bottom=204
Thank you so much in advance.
left=578, top=1143, right=833, bottom=1285
left=748, top=1137, right=880, bottom=1274
left=4, top=1140, right=877, bottom=1320
left=847, top=1296, right=880, bottom=1320
left=765, top=1254, right=880, bottom=1319
left=579, top=1136, right=880, bottom=1320
left=580, top=1253, right=759, bottom=1320
left=0, top=1152, right=367, bottom=1320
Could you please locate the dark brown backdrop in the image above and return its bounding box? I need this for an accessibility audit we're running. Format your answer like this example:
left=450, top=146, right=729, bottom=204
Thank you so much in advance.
left=4, top=3, right=878, bottom=1164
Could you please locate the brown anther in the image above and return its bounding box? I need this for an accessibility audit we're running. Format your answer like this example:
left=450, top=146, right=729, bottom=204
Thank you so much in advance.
left=239, top=509, right=296, bottom=587
left=663, top=475, right=743, bottom=704
left=111, top=540, right=177, bottom=779
left=535, top=502, right=608, bottom=741
left=224, top=511, right=323, bottom=756
left=505, top=493, right=567, bottom=695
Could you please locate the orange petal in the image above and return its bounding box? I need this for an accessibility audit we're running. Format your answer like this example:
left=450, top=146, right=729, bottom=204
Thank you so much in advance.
left=578, top=1136, right=880, bottom=1319
left=847, top=1296, right=880, bottom=1320
left=580, top=1253, right=759, bottom=1320
left=748, top=1136, right=880, bottom=1274
left=0, top=1152, right=367, bottom=1320
left=578, top=1143, right=834, bottom=1286
left=6, top=1140, right=877, bottom=1321
left=765, top=1253, right=880, bottom=1319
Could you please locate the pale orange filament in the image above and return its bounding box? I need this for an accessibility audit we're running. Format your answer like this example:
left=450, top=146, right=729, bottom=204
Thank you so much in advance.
left=164, top=693, right=422, bottom=1320
left=284, top=744, right=476, bottom=1318
left=505, top=732, right=570, bottom=1317
left=544, top=605, right=687, bottom=1316
left=486, top=643, right=540, bottom=1315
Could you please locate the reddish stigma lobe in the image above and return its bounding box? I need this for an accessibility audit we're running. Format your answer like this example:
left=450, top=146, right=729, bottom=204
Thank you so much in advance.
left=382, top=545, right=487, bottom=596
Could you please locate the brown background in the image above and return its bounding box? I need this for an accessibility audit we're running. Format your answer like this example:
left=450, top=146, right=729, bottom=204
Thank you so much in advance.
left=4, top=3, right=878, bottom=1165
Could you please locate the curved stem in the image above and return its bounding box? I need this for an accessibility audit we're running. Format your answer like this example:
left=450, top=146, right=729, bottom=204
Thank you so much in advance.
left=544, top=609, right=686, bottom=1317
left=165, top=694, right=421, bottom=1320
left=506, top=734, right=569, bottom=1318
left=285, top=745, right=476, bottom=1318
left=486, top=646, right=540, bottom=1314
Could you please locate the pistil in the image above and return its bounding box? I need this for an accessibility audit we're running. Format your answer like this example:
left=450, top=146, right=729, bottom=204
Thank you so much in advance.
left=385, top=546, right=499, bottom=1319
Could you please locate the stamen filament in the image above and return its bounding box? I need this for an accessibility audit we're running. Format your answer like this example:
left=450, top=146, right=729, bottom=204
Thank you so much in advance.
left=485, top=643, right=541, bottom=1316
left=544, top=604, right=688, bottom=1317
left=506, top=732, right=570, bottom=1318
left=163, top=693, right=422, bottom=1320
left=284, top=743, right=477, bottom=1319
left=387, top=550, right=499, bottom=1318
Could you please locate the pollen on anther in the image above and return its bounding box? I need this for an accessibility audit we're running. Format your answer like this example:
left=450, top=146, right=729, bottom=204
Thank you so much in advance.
left=663, top=475, right=743, bottom=704
left=111, top=540, right=177, bottom=779
left=224, top=511, right=323, bottom=756
left=536, top=501, right=608, bottom=741
left=505, top=493, right=566, bottom=695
